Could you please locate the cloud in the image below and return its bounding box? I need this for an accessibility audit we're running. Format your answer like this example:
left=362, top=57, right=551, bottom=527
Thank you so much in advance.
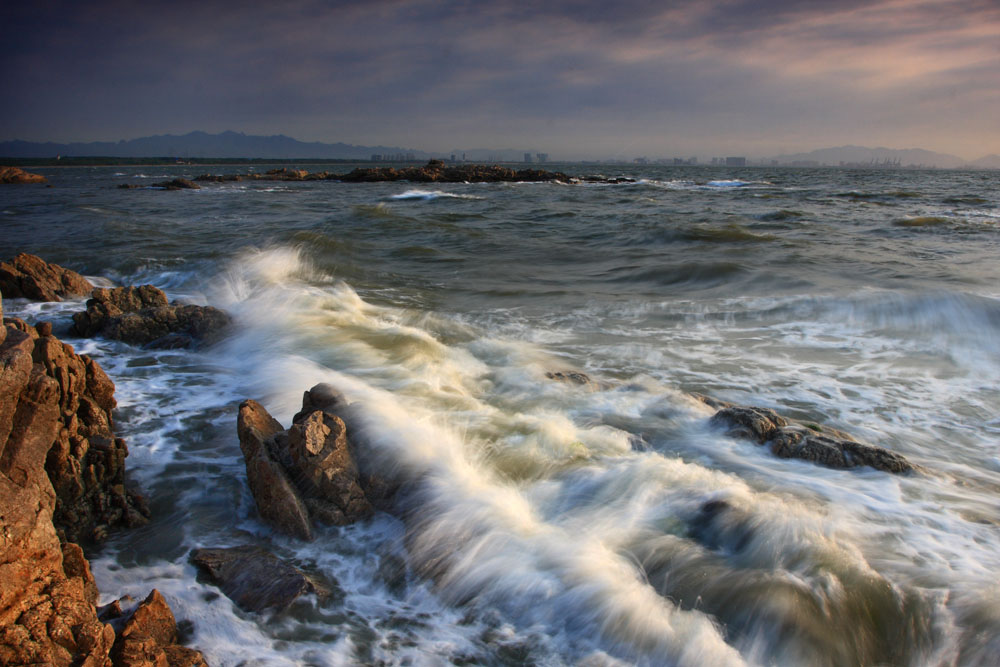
left=1, top=0, right=997, bottom=158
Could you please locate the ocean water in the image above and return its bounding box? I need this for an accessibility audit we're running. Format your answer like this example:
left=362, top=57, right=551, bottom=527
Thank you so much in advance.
left=2, top=164, right=999, bottom=666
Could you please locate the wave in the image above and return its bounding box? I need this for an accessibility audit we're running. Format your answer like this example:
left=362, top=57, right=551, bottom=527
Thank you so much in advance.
left=390, top=189, right=485, bottom=201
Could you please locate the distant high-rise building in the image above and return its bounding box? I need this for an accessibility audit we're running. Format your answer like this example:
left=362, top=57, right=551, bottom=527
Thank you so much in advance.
left=524, top=153, right=533, bottom=163
left=371, top=154, right=383, bottom=162
left=725, top=157, right=746, bottom=166
left=536, top=153, right=548, bottom=163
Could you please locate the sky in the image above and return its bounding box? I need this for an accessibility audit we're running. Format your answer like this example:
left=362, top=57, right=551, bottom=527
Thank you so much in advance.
left=2, top=0, right=998, bottom=160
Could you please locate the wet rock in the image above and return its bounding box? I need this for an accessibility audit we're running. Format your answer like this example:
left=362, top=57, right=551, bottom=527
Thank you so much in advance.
left=72, top=285, right=230, bottom=349
left=711, top=404, right=915, bottom=474
left=545, top=370, right=599, bottom=390
left=0, top=166, right=48, bottom=184
left=236, top=385, right=390, bottom=539
left=0, top=252, right=94, bottom=302
left=335, top=160, right=570, bottom=183
left=110, top=589, right=208, bottom=667
left=190, top=546, right=329, bottom=613
left=710, top=406, right=788, bottom=444
left=237, top=400, right=313, bottom=540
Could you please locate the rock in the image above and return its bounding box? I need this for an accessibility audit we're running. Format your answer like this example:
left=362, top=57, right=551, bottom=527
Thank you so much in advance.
left=236, top=386, right=390, bottom=539
left=0, top=252, right=94, bottom=301
left=0, top=166, right=47, bottom=184
left=545, top=370, right=599, bottom=390
left=110, top=589, right=208, bottom=667
left=0, top=322, right=117, bottom=666
left=72, top=285, right=231, bottom=349
left=157, top=178, right=200, bottom=190
left=236, top=400, right=313, bottom=540
left=335, top=160, right=571, bottom=183
left=191, top=546, right=329, bottom=613
left=710, top=406, right=788, bottom=444
left=286, top=411, right=373, bottom=523
left=711, top=404, right=915, bottom=474
left=1, top=319, right=203, bottom=666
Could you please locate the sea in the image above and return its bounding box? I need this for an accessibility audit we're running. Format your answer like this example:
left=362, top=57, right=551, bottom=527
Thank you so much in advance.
left=2, top=164, right=999, bottom=666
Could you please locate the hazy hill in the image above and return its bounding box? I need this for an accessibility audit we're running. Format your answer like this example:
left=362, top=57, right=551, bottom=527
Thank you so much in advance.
left=769, top=145, right=966, bottom=168
left=0, top=131, right=431, bottom=160
left=968, top=154, right=1000, bottom=169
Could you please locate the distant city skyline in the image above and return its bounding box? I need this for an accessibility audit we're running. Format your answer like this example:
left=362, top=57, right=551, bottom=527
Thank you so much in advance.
left=2, top=1, right=998, bottom=161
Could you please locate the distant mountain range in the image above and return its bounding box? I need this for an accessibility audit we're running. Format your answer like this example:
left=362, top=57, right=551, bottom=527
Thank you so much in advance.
left=0, top=131, right=433, bottom=160
left=1, top=132, right=997, bottom=168
left=766, top=145, right=993, bottom=169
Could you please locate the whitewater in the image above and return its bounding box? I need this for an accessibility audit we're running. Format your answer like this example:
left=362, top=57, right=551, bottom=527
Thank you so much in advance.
left=2, top=163, right=999, bottom=665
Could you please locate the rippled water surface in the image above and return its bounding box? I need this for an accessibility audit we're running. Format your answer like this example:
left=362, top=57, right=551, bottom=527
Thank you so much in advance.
left=3, top=164, right=1000, bottom=665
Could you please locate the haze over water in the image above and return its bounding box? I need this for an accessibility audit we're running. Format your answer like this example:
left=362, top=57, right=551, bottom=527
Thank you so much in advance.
left=3, top=164, right=1000, bottom=665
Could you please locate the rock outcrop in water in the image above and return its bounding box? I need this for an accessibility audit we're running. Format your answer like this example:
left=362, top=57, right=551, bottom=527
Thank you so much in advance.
left=118, top=178, right=201, bottom=190
left=707, top=401, right=915, bottom=473
left=0, top=166, right=48, bottom=184
left=0, top=253, right=94, bottom=302
left=0, top=295, right=204, bottom=666
left=190, top=546, right=330, bottom=613
left=72, top=285, right=231, bottom=349
left=237, top=384, right=391, bottom=540
left=193, top=160, right=573, bottom=184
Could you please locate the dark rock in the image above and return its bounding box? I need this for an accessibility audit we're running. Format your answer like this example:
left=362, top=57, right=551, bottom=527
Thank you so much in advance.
left=711, top=404, right=915, bottom=474
left=0, top=253, right=94, bottom=302
left=236, top=400, right=313, bottom=540
left=72, top=285, right=230, bottom=349
left=334, top=160, right=570, bottom=183
left=0, top=166, right=47, bottom=184
left=190, top=546, right=329, bottom=613
left=545, top=370, right=598, bottom=390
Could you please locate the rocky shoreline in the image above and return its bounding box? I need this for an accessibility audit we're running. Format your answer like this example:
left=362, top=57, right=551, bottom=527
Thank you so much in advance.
left=1, top=253, right=920, bottom=664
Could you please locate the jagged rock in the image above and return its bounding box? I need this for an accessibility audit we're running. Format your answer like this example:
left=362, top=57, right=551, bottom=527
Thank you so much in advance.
left=545, top=370, right=600, bottom=390
left=1, top=316, right=204, bottom=665
left=0, top=321, right=116, bottom=666
left=110, top=589, right=208, bottom=667
left=711, top=404, right=915, bottom=474
left=0, top=166, right=48, bottom=184
left=236, top=385, right=390, bottom=539
left=191, top=546, right=330, bottom=613
left=0, top=252, right=94, bottom=301
left=236, top=400, right=313, bottom=540
left=72, top=285, right=230, bottom=349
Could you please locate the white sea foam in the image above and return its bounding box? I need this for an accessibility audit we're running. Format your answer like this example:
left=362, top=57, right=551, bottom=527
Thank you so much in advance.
left=390, top=189, right=484, bottom=201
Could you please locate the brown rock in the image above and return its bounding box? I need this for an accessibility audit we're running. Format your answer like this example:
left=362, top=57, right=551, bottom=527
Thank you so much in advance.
left=287, top=411, right=372, bottom=523
left=0, top=253, right=94, bottom=302
left=191, top=546, right=330, bottom=613
left=237, top=400, right=313, bottom=540
left=711, top=404, right=915, bottom=474
left=72, top=285, right=230, bottom=349
left=0, top=166, right=48, bottom=184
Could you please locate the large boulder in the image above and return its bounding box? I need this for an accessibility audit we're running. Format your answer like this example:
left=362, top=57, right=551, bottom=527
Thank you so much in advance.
left=103, top=589, right=208, bottom=667
left=0, top=253, right=94, bottom=301
left=0, top=166, right=47, bottom=184
left=72, top=285, right=231, bottom=349
left=709, top=403, right=915, bottom=474
left=190, top=546, right=330, bottom=613
left=236, top=384, right=389, bottom=539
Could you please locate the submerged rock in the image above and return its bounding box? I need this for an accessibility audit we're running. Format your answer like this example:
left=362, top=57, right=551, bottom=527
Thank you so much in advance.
left=236, top=384, right=389, bottom=539
left=0, top=252, right=94, bottom=301
left=710, top=404, right=915, bottom=474
left=190, top=546, right=329, bottom=613
left=72, top=285, right=231, bottom=349
left=119, top=178, right=201, bottom=190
